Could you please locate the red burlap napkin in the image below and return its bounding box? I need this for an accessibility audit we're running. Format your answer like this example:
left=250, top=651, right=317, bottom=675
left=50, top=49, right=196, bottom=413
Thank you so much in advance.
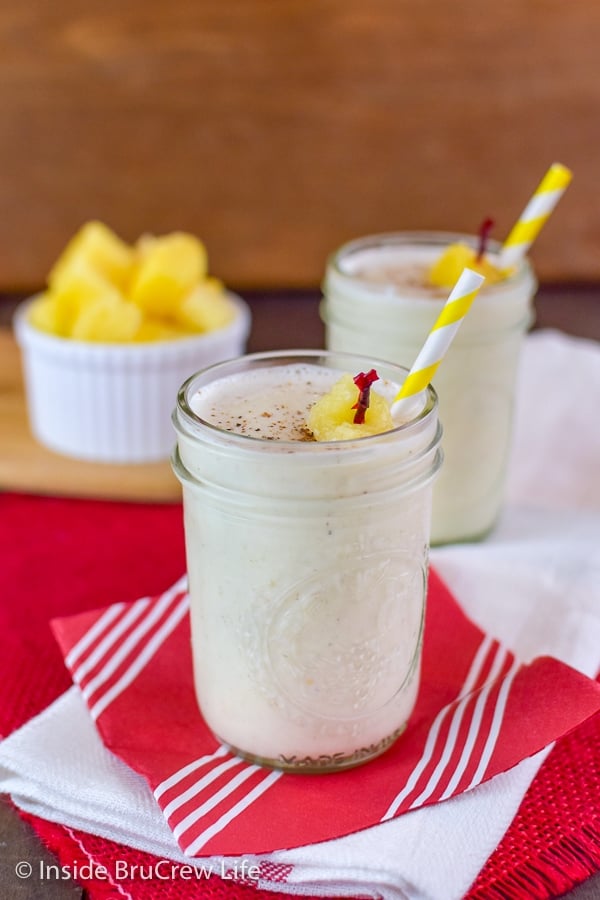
left=50, top=570, right=600, bottom=858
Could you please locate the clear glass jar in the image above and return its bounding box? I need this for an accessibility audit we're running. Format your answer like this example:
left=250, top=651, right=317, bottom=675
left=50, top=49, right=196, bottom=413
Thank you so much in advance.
left=322, top=232, right=537, bottom=544
left=172, top=350, right=442, bottom=772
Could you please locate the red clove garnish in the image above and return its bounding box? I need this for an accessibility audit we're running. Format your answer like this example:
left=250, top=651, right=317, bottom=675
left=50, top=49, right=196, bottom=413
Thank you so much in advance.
left=352, top=369, right=379, bottom=424
left=476, top=217, right=495, bottom=263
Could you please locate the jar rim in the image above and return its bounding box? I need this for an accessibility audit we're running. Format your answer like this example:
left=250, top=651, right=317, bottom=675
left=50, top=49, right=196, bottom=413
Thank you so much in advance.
left=327, top=230, right=534, bottom=293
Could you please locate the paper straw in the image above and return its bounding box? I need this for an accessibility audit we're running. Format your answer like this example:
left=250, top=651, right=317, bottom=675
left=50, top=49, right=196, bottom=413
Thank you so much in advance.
left=391, top=268, right=485, bottom=414
left=499, top=162, right=573, bottom=269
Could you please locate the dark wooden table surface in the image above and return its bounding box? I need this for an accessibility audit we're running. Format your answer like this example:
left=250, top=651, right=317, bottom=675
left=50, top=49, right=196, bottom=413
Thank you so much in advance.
left=1, top=285, right=599, bottom=899
left=2, top=283, right=600, bottom=347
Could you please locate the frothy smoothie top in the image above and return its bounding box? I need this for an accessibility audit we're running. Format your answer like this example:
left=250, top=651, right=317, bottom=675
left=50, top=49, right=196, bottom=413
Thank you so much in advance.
left=190, top=364, right=337, bottom=441
left=340, top=246, right=447, bottom=297
left=339, top=244, right=505, bottom=296
left=189, top=363, right=402, bottom=442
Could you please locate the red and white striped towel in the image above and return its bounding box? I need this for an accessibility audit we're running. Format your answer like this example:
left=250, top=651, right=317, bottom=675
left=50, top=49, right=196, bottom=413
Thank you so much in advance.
left=51, top=567, right=600, bottom=860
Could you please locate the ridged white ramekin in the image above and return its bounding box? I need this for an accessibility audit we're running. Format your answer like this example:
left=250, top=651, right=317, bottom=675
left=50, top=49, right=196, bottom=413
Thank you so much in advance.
left=14, top=294, right=252, bottom=463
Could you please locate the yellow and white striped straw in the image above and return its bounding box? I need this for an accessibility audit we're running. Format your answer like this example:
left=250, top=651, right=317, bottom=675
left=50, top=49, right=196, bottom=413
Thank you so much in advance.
left=391, top=268, right=485, bottom=415
left=499, top=162, right=573, bottom=270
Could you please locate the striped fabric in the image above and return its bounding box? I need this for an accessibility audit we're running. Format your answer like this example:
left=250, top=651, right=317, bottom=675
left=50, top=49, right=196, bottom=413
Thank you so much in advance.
left=51, top=570, right=600, bottom=860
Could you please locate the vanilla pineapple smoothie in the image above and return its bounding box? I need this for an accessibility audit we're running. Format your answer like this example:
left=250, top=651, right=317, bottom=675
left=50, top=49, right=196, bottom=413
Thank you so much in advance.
left=322, top=233, right=537, bottom=544
left=172, top=351, right=442, bottom=772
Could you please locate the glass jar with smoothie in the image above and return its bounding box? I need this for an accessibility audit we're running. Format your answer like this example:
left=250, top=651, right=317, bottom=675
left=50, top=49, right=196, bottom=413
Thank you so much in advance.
left=172, top=350, right=442, bottom=772
left=321, top=232, right=537, bottom=544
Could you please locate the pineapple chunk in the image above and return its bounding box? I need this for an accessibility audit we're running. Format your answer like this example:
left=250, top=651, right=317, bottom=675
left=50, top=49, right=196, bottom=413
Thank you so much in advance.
left=308, top=374, right=394, bottom=441
left=176, top=279, right=235, bottom=333
left=44, top=258, right=123, bottom=336
left=29, top=221, right=232, bottom=343
left=428, top=242, right=506, bottom=288
left=71, top=296, right=142, bottom=342
left=129, top=232, right=208, bottom=318
left=27, top=294, right=63, bottom=336
left=133, top=319, right=188, bottom=342
left=49, top=221, right=134, bottom=292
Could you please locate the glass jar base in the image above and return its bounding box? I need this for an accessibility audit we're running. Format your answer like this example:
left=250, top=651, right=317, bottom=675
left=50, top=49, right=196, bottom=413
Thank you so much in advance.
left=218, top=724, right=407, bottom=774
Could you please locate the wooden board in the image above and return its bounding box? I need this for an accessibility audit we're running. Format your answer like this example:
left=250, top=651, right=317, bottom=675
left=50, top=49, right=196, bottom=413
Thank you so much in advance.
left=0, top=330, right=181, bottom=502
left=0, top=1, right=599, bottom=291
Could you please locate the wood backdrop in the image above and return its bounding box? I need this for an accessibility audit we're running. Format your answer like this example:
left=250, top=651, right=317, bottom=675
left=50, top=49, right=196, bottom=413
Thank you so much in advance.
left=1, top=0, right=599, bottom=290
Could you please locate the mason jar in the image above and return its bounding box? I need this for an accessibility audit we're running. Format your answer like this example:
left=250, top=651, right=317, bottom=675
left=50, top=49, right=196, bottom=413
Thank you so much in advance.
left=172, top=350, right=442, bottom=772
left=322, top=232, right=537, bottom=544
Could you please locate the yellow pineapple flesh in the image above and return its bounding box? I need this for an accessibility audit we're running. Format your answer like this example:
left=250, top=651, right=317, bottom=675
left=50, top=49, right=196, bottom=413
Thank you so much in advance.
left=71, top=296, right=142, bottom=342
left=49, top=221, right=134, bottom=292
left=35, top=258, right=122, bottom=337
left=133, top=320, right=188, bottom=342
left=27, top=294, right=63, bottom=336
left=308, top=373, right=394, bottom=441
left=129, top=232, right=208, bottom=318
left=176, top=279, right=236, bottom=333
left=428, top=242, right=507, bottom=288
left=28, top=222, right=234, bottom=343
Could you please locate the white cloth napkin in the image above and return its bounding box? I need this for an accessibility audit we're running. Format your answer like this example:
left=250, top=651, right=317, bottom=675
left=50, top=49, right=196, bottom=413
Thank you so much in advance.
left=1, top=329, right=600, bottom=900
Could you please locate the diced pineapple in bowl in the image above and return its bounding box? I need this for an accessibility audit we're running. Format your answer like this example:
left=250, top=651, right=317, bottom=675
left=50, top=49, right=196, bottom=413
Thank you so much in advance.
left=14, top=222, right=251, bottom=463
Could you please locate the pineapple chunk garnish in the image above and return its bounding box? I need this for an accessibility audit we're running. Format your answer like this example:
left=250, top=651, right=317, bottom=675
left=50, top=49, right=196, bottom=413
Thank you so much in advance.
left=428, top=242, right=507, bottom=288
left=308, top=374, right=394, bottom=441
left=49, top=221, right=134, bottom=292
left=129, top=232, right=208, bottom=318
left=27, top=222, right=235, bottom=343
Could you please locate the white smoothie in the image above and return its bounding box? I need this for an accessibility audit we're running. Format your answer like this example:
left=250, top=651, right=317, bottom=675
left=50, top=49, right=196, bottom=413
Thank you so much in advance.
left=173, top=352, right=442, bottom=771
left=322, top=233, right=537, bottom=544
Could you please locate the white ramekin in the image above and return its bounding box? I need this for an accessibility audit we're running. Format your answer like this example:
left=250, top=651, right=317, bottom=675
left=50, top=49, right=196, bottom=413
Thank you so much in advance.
left=13, top=293, right=252, bottom=463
